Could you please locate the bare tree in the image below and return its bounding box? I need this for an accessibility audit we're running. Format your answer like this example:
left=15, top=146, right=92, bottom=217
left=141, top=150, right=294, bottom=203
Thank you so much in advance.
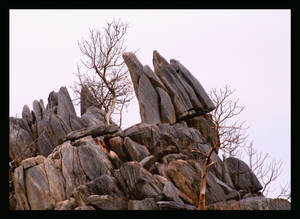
left=196, top=85, right=289, bottom=209
left=208, top=85, right=248, bottom=157
left=244, top=141, right=283, bottom=196
left=196, top=85, right=247, bottom=209
left=72, top=19, right=134, bottom=127
left=197, top=136, right=218, bottom=210
left=276, top=182, right=291, bottom=202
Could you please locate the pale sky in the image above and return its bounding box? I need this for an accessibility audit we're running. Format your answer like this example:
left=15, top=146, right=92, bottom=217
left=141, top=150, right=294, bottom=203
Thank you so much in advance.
left=9, top=9, right=290, bottom=199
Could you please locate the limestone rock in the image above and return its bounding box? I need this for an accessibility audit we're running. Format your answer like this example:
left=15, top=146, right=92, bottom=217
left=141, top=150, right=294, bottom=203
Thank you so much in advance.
left=122, top=52, right=144, bottom=97
left=138, top=74, right=161, bottom=124
left=162, top=181, right=184, bottom=204
left=156, top=87, right=176, bottom=124
left=54, top=198, right=76, bottom=210
left=56, top=87, right=77, bottom=128
left=143, top=65, right=166, bottom=90
left=170, top=59, right=215, bottom=112
left=80, top=106, right=106, bottom=127
left=32, top=99, right=45, bottom=122
left=114, top=161, right=163, bottom=200
left=21, top=104, right=34, bottom=126
left=156, top=201, right=197, bottom=210
left=74, top=205, right=95, bottom=210
left=128, top=198, right=158, bottom=210
left=206, top=197, right=291, bottom=210
left=80, top=85, right=98, bottom=116
left=225, top=157, right=263, bottom=193
left=124, top=137, right=150, bottom=161
left=139, top=155, right=157, bottom=170
left=124, top=123, right=160, bottom=154
left=153, top=50, right=193, bottom=119
left=65, top=124, right=119, bottom=141
left=71, top=174, right=124, bottom=206
left=108, top=136, right=128, bottom=162
left=9, top=119, right=36, bottom=164
left=87, top=195, right=128, bottom=210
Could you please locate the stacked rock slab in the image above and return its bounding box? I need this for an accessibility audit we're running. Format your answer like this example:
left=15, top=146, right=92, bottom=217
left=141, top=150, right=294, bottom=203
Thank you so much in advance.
left=10, top=86, right=291, bottom=210
left=122, top=50, right=215, bottom=125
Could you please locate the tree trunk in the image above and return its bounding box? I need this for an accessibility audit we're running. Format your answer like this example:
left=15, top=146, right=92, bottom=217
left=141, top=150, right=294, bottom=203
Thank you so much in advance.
left=105, top=95, right=116, bottom=126
left=198, top=147, right=215, bottom=210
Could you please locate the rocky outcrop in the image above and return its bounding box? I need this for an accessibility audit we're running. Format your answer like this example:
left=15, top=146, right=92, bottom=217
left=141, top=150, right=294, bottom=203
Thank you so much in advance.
left=9, top=51, right=290, bottom=210
left=123, top=51, right=215, bottom=125
left=206, top=197, right=291, bottom=210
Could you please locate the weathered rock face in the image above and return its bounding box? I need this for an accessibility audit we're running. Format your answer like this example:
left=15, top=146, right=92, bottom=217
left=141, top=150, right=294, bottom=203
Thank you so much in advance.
left=123, top=50, right=215, bottom=125
left=206, top=197, right=291, bottom=210
left=225, top=157, right=263, bottom=193
left=10, top=52, right=290, bottom=210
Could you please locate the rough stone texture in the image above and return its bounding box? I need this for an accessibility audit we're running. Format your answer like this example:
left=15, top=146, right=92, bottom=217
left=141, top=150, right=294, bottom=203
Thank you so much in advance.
left=87, top=195, right=128, bottom=210
left=13, top=136, right=114, bottom=210
left=80, top=85, right=98, bottom=116
left=54, top=198, right=76, bottom=210
left=153, top=50, right=194, bottom=119
left=139, top=155, right=157, bottom=170
left=114, top=161, right=163, bottom=200
left=33, top=99, right=46, bottom=122
left=138, top=74, right=161, bottom=124
left=128, top=198, right=158, bottom=210
left=9, top=119, right=36, bottom=164
left=225, top=157, right=263, bottom=193
left=188, top=114, right=219, bottom=150
left=108, top=136, right=128, bottom=162
left=80, top=106, right=106, bottom=127
left=157, top=201, right=197, bottom=210
left=10, top=53, right=290, bottom=211
left=206, top=197, right=291, bottom=210
left=71, top=174, right=124, bottom=206
left=65, top=124, right=120, bottom=141
left=122, top=52, right=144, bottom=97
left=170, top=59, right=215, bottom=112
left=56, top=87, right=77, bottom=128
left=156, top=87, right=176, bottom=124
left=123, top=50, right=215, bottom=124
left=162, top=181, right=184, bottom=204
left=124, top=137, right=151, bottom=161
left=74, top=205, right=96, bottom=210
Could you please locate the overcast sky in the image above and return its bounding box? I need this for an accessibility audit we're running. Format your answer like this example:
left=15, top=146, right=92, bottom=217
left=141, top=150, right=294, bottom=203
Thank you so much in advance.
left=9, top=9, right=290, bottom=199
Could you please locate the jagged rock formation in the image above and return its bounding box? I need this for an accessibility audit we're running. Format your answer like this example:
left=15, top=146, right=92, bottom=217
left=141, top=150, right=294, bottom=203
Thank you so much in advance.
left=122, top=50, right=215, bottom=125
left=9, top=51, right=290, bottom=210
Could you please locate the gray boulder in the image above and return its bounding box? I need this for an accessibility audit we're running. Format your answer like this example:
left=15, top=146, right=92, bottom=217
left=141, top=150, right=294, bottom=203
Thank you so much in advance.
left=80, top=85, right=97, bottom=116
left=124, top=137, right=151, bottom=161
left=206, top=196, right=291, bottom=210
left=153, top=50, right=193, bottom=119
left=122, top=52, right=144, bottom=96
left=170, top=59, right=215, bottom=112
left=71, top=174, right=124, bottom=206
left=162, top=181, right=184, bottom=204
left=108, top=136, right=128, bottom=162
left=32, top=99, right=46, bottom=122
left=65, top=123, right=119, bottom=141
left=114, top=161, right=163, bottom=200
left=13, top=136, right=114, bottom=210
left=9, top=119, right=36, bottom=164
left=225, top=157, right=263, bottom=193
left=56, top=87, right=77, bottom=128
left=156, top=87, right=176, bottom=124
left=87, top=195, right=127, bottom=210
left=128, top=198, right=158, bottom=210
left=156, top=201, right=197, bottom=210
left=138, top=74, right=161, bottom=124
